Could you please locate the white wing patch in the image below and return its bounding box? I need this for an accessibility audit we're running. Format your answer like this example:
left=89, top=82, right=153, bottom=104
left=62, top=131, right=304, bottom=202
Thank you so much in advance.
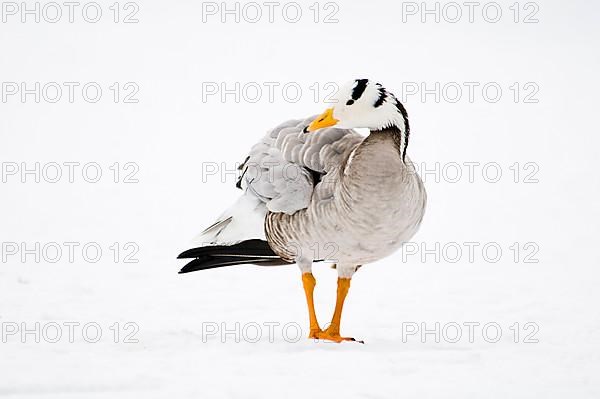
left=239, top=116, right=364, bottom=215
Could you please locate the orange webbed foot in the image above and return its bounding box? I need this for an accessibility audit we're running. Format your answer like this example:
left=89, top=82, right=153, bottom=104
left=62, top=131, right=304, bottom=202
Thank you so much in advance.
left=311, top=326, right=364, bottom=344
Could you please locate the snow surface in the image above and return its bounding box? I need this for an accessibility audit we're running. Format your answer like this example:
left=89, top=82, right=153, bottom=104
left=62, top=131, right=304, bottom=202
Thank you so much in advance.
left=1, top=0, right=600, bottom=397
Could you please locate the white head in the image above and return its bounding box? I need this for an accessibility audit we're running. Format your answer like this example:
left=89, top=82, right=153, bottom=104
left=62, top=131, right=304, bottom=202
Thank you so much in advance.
left=305, top=79, right=410, bottom=159
left=306, top=79, right=408, bottom=132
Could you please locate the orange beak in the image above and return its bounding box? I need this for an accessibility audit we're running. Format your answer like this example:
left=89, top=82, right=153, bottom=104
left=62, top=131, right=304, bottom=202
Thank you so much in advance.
left=306, top=108, right=339, bottom=132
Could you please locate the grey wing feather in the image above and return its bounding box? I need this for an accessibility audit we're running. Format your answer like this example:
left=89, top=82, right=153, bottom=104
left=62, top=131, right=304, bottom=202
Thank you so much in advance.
left=238, top=116, right=364, bottom=215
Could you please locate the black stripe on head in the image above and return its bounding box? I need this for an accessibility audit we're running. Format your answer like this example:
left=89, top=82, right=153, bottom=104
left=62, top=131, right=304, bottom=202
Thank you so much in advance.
left=374, top=84, right=387, bottom=107
left=395, top=99, right=410, bottom=162
left=351, top=79, right=369, bottom=100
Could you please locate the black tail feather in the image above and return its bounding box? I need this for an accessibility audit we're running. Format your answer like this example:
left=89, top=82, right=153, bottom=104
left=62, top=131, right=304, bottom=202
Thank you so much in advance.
left=178, top=255, right=285, bottom=274
left=177, top=239, right=278, bottom=259
left=177, top=239, right=286, bottom=274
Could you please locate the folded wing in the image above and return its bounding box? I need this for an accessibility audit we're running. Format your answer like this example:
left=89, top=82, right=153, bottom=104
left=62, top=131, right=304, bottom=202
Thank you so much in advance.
left=238, top=116, right=364, bottom=215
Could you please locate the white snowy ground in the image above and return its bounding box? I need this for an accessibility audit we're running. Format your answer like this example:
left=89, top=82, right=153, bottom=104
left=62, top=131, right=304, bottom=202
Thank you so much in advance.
left=2, top=257, right=599, bottom=398
left=1, top=0, right=600, bottom=397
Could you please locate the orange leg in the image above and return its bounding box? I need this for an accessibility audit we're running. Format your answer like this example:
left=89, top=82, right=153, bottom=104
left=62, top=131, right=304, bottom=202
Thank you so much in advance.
left=314, top=277, right=363, bottom=343
left=301, top=273, right=321, bottom=338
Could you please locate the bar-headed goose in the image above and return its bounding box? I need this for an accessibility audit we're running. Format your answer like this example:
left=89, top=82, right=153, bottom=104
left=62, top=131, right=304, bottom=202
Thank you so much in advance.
left=178, top=79, right=427, bottom=343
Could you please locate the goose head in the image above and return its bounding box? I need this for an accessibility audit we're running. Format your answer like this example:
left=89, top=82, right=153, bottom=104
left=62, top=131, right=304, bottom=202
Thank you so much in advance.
left=305, top=79, right=410, bottom=160
left=305, top=79, right=409, bottom=133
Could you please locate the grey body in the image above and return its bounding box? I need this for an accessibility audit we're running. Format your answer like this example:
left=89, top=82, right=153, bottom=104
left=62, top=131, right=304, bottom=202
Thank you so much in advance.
left=265, top=124, right=426, bottom=270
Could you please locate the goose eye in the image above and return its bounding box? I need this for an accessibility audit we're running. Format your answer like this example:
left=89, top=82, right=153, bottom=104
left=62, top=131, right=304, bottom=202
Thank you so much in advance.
left=346, top=99, right=355, bottom=105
